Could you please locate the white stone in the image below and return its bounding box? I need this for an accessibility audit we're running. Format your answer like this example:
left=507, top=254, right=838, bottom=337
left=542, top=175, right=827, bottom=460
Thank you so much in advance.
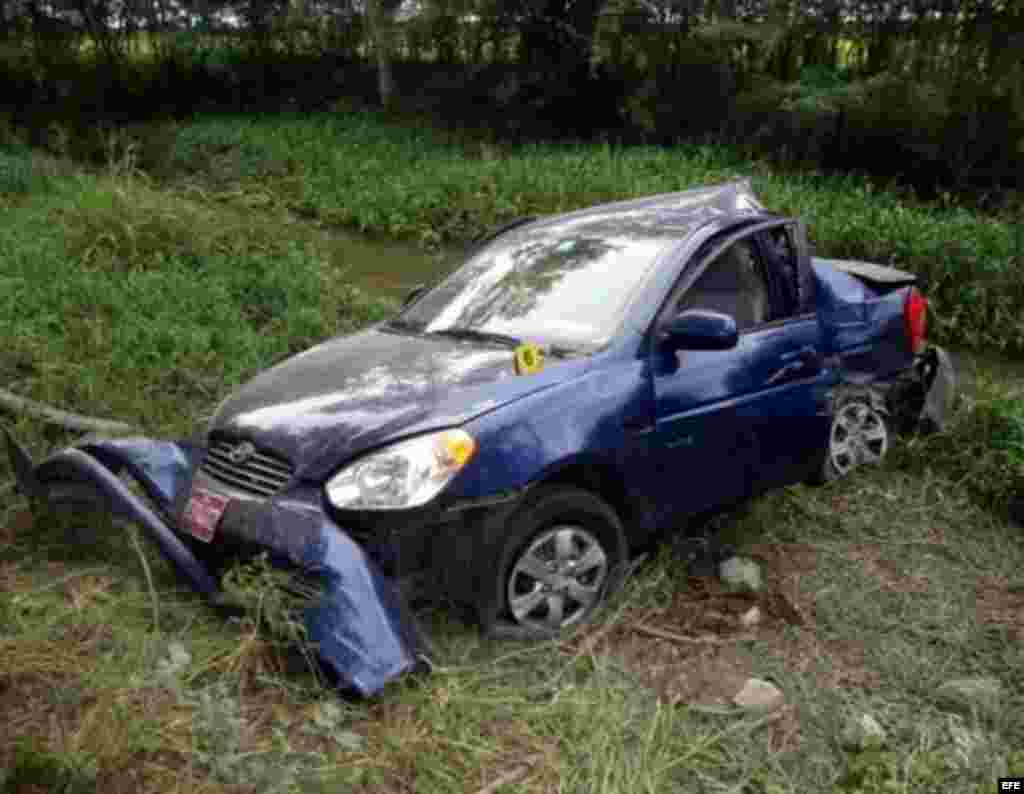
left=732, top=678, right=784, bottom=712
left=156, top=641, right=191, bottom=682
left=840, top=713, right=887, bottom=751
left=719, top=557, right=764, bottom=593
left=739, top=606, right=762, bottom=627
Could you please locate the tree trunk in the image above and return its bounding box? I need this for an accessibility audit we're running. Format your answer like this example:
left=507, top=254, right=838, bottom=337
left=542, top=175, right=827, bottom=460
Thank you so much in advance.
left=366, top=0, right=395, bottom=107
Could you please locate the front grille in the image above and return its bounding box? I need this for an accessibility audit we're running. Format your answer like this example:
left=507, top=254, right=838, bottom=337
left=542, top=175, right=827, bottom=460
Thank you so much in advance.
left=201, top=438, right=294, bottom=498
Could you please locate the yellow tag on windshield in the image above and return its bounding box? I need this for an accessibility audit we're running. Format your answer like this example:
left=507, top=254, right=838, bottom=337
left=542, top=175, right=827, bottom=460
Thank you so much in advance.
left=513, top=343, right=545, bottom=375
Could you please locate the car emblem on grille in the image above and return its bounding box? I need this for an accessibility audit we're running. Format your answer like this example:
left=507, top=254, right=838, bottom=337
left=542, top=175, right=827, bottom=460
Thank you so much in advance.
left=227, top=441, right=256, bottom=464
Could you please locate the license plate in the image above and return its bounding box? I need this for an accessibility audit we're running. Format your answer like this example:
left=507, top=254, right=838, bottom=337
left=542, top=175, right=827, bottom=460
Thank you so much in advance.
left=182, top=486, right=231, bottom=543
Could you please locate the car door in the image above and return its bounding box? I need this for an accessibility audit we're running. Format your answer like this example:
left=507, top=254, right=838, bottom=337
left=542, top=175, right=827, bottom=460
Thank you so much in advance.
left=648, top=223, right=833, bottom=528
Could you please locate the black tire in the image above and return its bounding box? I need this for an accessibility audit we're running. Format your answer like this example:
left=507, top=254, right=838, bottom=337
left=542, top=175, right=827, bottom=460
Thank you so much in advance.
left=809, top=388, right=890, bottom=485
left=476, top=486, right=628, bottom=639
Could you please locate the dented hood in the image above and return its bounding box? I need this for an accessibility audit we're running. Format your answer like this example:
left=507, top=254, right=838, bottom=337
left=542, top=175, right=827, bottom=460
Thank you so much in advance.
left=211, top=327, right=588, bottom=480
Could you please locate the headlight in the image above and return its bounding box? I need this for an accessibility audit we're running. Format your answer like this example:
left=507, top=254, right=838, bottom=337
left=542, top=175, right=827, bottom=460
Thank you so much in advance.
left=325, top=429, right=477, bottom=510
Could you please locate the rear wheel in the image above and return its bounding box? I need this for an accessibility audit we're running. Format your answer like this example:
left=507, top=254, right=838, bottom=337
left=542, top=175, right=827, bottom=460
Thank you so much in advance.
left=478, top=486, right=627, bottom=638
left=813, top=390, right=890, bottom=483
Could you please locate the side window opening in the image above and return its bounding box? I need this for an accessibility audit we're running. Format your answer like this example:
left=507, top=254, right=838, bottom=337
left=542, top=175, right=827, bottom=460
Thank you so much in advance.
left=761, top=226, right=801, bottom=318
left=676, top=240, right=772, bottom=331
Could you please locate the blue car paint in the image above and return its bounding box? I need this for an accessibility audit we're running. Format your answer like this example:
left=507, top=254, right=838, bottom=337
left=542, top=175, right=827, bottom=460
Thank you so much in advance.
left=203, top=480, right=425, bottom=694
left=4, top=433, right=422, bottom=697
left=458, top=336, right=663, bottom=537
left=812, top=259, right=916, bottom=377
left=6, top=182, right=947, bottom=695
left=6, top=433, right=219, bottom=596
left=212, top=328, right=593, bottom=483
left=456, top=315, right=837, bottom=542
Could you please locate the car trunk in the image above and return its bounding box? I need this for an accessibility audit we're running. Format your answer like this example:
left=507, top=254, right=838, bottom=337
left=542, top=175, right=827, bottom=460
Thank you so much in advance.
left=811, top=258, right=919, bottom=377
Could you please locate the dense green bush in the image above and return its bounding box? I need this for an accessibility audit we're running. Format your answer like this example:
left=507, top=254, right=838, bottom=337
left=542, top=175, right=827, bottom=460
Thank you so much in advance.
left=729, top=66, right=1024, bottom=194
left=0, top=145, right=46, bottom=195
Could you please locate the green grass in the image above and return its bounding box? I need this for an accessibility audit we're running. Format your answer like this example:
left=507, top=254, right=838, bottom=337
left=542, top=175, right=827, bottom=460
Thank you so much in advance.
left=164, top=111, right=1023, bottom=355
left=0, top=148, right=398, bottom=441
left=2, top=121, right=1024, bottom=793
left=3, top=409, right=1024, bottom=792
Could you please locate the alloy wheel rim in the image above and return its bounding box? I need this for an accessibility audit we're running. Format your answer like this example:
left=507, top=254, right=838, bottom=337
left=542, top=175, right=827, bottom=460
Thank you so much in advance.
left=829, top=401, right=888, bottom=477
left=507, top=525, right=608, bottom=631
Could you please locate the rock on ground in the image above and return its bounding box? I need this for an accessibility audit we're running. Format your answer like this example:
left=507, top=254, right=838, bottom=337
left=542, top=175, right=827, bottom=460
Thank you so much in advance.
left=719, top=556, right=764, bottom=593
left=840, top=712, right=887, bottom=752
left=732, top=678, right=784, bottom=712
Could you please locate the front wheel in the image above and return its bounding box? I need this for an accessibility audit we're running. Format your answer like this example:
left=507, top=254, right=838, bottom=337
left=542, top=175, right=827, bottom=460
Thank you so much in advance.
left=478, top=486, right=627, bottom=639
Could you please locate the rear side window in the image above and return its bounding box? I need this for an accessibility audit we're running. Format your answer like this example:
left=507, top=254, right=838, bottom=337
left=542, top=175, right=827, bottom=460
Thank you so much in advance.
left=760, top=227, right=802, bottom=318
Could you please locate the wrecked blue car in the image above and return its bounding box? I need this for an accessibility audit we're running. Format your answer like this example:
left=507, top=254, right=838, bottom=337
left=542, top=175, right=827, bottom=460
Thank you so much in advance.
left=6, top=181, right=956, bottom=695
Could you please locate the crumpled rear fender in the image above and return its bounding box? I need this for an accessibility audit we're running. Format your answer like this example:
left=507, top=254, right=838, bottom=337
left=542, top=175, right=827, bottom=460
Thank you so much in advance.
left=4, top=431, right=424, bottom=697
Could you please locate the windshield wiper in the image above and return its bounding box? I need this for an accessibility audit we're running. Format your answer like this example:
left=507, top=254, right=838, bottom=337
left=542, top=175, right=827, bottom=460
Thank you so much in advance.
left=546, top=344, right=587, bottom=359
left=427, top=328, right=591, bottom=358
left=425, top=327, right=523, bottom=348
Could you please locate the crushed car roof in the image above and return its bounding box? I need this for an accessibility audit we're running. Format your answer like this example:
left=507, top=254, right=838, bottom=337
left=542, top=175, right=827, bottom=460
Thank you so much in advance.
left=518, top=180, right=775, bottom=242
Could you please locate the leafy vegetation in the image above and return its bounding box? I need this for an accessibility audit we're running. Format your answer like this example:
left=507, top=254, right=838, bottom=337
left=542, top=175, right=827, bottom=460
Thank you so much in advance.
left=166, top=111, right=1022, bottom=354
left=0, top=146, right=397, bottom=437
left=891, top=369, right=1024, bottom=514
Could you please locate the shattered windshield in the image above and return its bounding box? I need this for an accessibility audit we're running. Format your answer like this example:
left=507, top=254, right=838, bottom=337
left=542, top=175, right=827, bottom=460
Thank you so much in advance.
left=394, top=225, right=673, bottom=350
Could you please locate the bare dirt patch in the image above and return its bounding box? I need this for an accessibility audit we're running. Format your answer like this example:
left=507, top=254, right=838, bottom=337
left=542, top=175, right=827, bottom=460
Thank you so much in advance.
left=475, top=718, right=559, bottom=793
left=0, top=671, right=82, bottom=769
left=0, top=666, right=208, bottom=793
left=848, top=543, right=930, bottom=593
left=1, top=508, right=35, bottom=547
left=355, top=701, right=438, bottom=792
left=976, top=575, right=1024, bottom=641
left=237, top=688, right=353, bottom=759
left=575, top=542, right=888, bottom=753
left=746, top=542, right=821, bottom=622
left=199, top=621, right=289, bottom=692
left=765, top=631, right=881, bottom=691
left=64, top=574, right=115, bottom=610
left=341, top=703, right=560, bottom=794
left=0, top=560, right=31, bottom=592
left=610, top=627, right=752, bottom=707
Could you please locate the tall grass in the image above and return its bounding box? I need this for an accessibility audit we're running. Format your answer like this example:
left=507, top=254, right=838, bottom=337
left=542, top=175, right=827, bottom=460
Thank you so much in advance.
left=0, top=149, right=395, bottom=438
left=168, top=112, right=1023, bottom=354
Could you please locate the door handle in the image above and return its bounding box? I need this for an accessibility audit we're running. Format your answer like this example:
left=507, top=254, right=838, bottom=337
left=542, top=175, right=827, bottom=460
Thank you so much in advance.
left=780, top=345, right=819, bottom=363
left=767, top=347, right=822, bottom=385
left=766, top=361, right=805, bottom=385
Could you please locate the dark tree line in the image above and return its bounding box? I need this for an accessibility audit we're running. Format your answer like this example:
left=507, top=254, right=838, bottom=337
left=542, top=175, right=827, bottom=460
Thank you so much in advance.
left=1, top=0, right=1021, bottom=193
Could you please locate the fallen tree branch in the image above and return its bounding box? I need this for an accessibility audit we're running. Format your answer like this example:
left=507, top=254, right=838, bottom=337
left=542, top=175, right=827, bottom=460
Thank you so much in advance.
left=633, top=623, right=756, bottom=646
left=0, top=387, right=137, bottom=435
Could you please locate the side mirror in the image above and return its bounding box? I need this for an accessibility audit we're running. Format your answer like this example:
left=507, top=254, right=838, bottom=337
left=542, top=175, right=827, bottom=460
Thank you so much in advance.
left=402, top=283, right=429, bottom=309
left=660, top=309, right=738, bottom=352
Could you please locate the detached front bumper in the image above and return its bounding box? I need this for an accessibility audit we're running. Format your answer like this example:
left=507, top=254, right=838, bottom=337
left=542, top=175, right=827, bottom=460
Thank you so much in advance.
left=4, top=431, right=425, bottom=697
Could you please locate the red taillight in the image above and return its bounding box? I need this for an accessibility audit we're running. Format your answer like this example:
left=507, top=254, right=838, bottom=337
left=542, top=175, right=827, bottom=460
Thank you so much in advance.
left=905, top=287, right=928, bottom=354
